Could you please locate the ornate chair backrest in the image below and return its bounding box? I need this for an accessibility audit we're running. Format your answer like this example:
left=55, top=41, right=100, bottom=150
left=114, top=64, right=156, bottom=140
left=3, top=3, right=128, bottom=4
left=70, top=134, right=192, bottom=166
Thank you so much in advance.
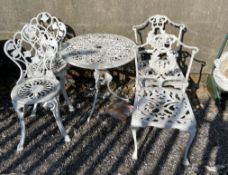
left=4, top=24, right=58, bottom=85
left=134, top=33, right=199, bottom=95
left=133, top=15, right=186, bottom=45
left=30, top=12, right=66, bottom=48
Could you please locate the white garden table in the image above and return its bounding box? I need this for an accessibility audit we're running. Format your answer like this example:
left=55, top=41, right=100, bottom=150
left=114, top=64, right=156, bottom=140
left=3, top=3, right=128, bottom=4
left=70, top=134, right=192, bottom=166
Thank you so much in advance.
left=60, top=33, right=136, bottom=121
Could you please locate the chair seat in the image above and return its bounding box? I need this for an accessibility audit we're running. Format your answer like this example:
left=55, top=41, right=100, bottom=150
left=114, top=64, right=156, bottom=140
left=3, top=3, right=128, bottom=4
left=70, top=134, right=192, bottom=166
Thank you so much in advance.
left=11, top=77, right=60, bottom=105
left=29, top=56, right=67, bottom=75
left=131, top=87, right=196, bottom=131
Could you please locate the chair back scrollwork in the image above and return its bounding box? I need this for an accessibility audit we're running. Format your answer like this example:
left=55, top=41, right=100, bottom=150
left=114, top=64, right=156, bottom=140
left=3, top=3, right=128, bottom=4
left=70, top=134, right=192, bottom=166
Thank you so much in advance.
left=4, top=24, right=58, bottom=85
left=133, top=15, right=186, bottom=45
left=30, top=12, right=67, bottom=45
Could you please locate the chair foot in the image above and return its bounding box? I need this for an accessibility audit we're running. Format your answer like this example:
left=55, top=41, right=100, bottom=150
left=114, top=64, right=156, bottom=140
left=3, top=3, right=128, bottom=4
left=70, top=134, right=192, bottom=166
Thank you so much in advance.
left=68, top=105, right=75, bottom=112
left=64, top=135, right=71, bottom=142
left=17, top=144, right=24, bottom=152
left=182, top=159, right=190, bottom=166
left=132, top=150, right=138, bottom=160
left=29, top=113, right=36, bottom=118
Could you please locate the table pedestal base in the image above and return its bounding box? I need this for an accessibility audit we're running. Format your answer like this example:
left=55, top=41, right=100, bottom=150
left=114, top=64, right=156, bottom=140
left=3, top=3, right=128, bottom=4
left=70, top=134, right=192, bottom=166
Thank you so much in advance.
left=87, top=69, right=100, bottom=121
left=87, top=69, right=129, bottom=121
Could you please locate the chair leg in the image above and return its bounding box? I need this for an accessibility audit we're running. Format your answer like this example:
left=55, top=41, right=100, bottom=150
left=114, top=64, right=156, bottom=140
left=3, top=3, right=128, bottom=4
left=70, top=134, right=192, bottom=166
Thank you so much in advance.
left=183, top=128, right=196, bottom=166
left=13, top=103, right=26, bottom=152
left=58, top=71, right=74, bottom=112
left=45, top=98, right=71, bottom=142
left=132, top=127, right=138, bottom=160
left=30, top=103, right=38, bottom=117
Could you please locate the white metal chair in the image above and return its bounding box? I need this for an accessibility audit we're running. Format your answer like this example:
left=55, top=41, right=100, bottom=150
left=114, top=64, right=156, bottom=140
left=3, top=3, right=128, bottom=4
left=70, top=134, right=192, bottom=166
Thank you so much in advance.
left=131, top=16, right=199, bottom=165
left=29, top=12, right=74, bottom=114
left=4, top=24, right=70, bottom=152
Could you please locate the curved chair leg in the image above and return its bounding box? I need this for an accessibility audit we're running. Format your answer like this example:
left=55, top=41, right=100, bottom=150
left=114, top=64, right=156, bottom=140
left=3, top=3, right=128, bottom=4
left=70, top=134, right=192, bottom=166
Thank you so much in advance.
left=45, top=98, right=71, bottom=142
left=87, top=69, right=100, bottom=122
left=58, top=71, right=74, bottom=112
left=183, top=128, right=196, bottom=166
left=14, top=103, right=26, bottom=152
left=132, top=127, right=138, bottom=160
left=30, top=103, right=38, bottom=117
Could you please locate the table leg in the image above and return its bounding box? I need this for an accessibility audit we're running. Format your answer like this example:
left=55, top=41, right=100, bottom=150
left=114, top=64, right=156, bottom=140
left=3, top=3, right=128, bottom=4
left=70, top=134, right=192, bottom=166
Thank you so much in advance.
left=87, top=69, right=100, bottom=122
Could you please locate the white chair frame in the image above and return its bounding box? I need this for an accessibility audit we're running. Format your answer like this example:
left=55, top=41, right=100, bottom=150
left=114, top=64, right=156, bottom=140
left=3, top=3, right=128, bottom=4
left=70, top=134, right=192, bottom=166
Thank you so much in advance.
left=131, top=15, right=199, bottom=165
left=29, top=12, right=74, bottom=115
left=4, top=24, right=70, bottom=152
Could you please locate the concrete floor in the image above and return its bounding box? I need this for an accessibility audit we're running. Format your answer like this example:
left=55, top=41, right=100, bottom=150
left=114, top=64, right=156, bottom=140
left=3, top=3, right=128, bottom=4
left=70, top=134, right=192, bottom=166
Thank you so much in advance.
left=0, top=71, right=228, bottom=175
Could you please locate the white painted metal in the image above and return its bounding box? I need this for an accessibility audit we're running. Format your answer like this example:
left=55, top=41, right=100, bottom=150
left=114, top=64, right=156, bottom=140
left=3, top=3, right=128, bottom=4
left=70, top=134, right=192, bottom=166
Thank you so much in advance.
left=4, top=24, right=70, bottom=152
left=61, top=33, right=136, bottom=70
left=61, top=33, right=136, bottom=120
left=29, top=12, right=74, bottom=112
left=131, top=15, right=199, bottom=165
left=132, top=14, right=186, bottom=45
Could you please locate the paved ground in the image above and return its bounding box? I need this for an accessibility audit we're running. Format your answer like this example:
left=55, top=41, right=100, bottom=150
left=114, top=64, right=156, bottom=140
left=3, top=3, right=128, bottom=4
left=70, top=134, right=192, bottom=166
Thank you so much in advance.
left=0, top=68, right=228, bottom=175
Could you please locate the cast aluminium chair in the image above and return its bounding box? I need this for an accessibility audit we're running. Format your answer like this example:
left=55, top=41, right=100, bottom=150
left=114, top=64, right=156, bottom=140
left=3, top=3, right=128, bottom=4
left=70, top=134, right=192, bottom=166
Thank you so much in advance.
left=29, top=12, right=74, bottom=115
left=4, top=24, right=70, bottom=152
left=207, top=33, right=228, bottom=107
left=131, top=32, right=199, bottom=165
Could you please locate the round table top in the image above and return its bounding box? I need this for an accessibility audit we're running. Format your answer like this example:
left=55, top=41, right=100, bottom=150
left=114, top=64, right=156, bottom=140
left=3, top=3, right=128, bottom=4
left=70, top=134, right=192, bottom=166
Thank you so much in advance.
left=60, top=33, right=136, bottom=70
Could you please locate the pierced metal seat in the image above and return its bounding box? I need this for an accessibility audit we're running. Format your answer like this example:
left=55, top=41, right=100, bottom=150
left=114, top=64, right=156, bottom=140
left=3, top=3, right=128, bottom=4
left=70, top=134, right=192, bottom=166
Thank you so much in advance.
left=131, top=15, right=199, bottom=166
left=29, top=12, right=73, bottom=112
left=4, top=24, right=70, bottom=152
left=132, top=88, right=196, bottom=130
left=12, top=77, right=59, bottom=104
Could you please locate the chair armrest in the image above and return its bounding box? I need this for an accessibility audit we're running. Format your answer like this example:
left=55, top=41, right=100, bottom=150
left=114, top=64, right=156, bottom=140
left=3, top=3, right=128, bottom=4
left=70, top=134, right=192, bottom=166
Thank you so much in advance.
left=132, top=20, right=149, bottom=44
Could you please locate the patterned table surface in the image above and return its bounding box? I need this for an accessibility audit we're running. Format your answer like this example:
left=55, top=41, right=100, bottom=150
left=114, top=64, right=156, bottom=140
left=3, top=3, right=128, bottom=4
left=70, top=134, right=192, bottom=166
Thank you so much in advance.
left=60, top=33, right=136, bottom=70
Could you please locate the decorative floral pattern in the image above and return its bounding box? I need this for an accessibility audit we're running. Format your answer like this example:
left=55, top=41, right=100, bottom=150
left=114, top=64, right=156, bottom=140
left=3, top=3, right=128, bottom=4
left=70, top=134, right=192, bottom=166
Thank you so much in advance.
left=134, top=87, right=193, bottom=127
left=61, top=34, right=136, bottom=69
left=29, top=55, right=66, bottom=74
left=132, top=16, right=199, bottom=129
left=17, top=79, right=56, bottom=100
left=30, top=12, right=66, bottom=43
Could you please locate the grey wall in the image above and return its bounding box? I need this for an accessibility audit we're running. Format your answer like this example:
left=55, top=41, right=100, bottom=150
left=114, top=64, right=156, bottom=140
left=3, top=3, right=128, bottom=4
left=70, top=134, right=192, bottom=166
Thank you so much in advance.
left=1, top=0, right=228, bottom=73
